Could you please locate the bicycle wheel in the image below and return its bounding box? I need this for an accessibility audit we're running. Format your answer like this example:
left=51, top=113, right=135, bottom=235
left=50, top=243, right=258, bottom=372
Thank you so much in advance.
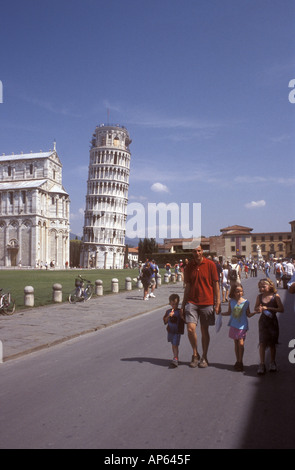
left=3, top=295, right=16, bottom=315
left=83, top=285, right=93, bottom=301
left=68, top=289, right=79, bottom=303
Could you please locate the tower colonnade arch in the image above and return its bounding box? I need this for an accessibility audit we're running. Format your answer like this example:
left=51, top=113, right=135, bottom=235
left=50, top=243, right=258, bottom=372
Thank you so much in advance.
left=81, top=124, right=132, bottom=269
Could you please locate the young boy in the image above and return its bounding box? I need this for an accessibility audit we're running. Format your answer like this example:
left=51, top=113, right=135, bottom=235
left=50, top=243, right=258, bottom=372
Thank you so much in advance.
left=163, top=294, right=184, bottom=368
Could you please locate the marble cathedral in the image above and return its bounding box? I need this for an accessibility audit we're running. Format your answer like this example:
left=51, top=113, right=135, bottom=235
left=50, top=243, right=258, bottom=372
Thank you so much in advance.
left=0, top=144, right=70, bottom=268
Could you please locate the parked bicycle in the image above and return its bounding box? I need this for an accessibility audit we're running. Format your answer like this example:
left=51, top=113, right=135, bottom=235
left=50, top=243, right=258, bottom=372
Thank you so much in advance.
left=68, top=275, right=94, bottom=303
left=0, top=289, right=16, bottom=315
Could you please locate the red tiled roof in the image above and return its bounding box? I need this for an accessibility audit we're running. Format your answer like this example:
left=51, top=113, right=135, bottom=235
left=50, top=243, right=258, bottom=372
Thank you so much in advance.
left=220, top=225, right=253, bottom=234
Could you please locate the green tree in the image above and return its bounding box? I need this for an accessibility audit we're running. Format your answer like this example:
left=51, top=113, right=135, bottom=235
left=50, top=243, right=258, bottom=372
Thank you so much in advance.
left=138, top=238, right=158, bottom=261
left=70, top=239, right=82, bottom=267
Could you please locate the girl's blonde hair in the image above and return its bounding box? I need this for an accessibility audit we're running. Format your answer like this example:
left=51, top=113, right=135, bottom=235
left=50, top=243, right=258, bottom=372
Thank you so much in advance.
left=258, top=278, right=277, bottom=293
left=229, top=282, right=244, bottom=299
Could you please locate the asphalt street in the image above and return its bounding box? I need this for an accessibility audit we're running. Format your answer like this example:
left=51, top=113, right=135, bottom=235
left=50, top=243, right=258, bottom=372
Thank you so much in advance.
left=0, top=279, right=177, bottom=361
left=0, top=272, right=295, bottom=449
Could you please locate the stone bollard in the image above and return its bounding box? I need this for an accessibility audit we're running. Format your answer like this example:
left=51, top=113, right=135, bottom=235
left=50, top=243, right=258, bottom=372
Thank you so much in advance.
left=137, top=278, right=143, bottom=289
left=52, top=283, right=62, bottom=302
left=157, top=273, right=161, bottom=286
left=125, top=277, right=132, bottom=291
left=164, top=273, right=169, bottom=283
left=95, top=279, right=103, bottom=296
left=24, top=286, right=34, bottom=307
left=112, top=278, right=119, bottom=293
left=177, top=273, right=182, bottom=282
left=171, top=273, right=176, bottom=283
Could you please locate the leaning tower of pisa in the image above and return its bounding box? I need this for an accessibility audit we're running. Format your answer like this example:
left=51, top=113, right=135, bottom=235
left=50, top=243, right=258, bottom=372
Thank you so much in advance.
left=81, top=124, right=132, bottom=269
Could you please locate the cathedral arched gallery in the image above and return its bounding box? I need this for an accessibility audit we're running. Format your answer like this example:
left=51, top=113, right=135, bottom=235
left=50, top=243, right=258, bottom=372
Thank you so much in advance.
left=0, top=145, right=70, bottom=268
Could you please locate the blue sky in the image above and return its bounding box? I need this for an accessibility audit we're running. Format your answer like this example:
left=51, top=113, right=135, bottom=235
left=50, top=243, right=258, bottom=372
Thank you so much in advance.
left=0, top=0, right=294, bottom=240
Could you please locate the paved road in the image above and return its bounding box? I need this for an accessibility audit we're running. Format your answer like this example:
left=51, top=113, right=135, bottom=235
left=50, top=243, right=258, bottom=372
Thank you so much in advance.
left=0, top=273, right=294, bottom=449
left=0, top=281, right=177, bottom=361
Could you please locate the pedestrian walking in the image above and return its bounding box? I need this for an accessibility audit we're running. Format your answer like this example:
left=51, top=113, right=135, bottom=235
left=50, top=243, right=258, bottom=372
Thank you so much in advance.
left=250, top=261, right=255, bottom=277
left=254, top=262, right=258, bottom=277
left=181, top=244, right=221, bottom=368
left=222, top=283, right=257, bottom=371
left=275, top=261, right=283, bottom=288
left=165, top=262, right=171, bottom=279
left=287, top=272, right=295, bottom=293
left=244, top=263, right=249, bottom=279
left=229, top=257, right=241, bottom=286
left=182, top=258, right=189, bottom=287
left=222, top=262, right=230, bottom=302
left=254, top=278, right=284, bottom=374
left=264, top=261, right=270, bottom=278
left=153, top=259, right=159, bottom=288
left=163, top=294, right=184, bottom=368
left=148, top=259, right=157, bottom=297
left=282, top=259, right=295, bottom=288
left=141, top=262, right=153, bottom=300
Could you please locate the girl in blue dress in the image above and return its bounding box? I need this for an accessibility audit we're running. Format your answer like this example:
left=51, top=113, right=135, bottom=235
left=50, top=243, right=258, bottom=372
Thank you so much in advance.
left=222, top=283, right=256, bottom=371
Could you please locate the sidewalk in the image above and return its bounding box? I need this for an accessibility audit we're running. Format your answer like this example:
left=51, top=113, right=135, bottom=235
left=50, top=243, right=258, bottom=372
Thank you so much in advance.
left=0, top=282, right=184, bottom=362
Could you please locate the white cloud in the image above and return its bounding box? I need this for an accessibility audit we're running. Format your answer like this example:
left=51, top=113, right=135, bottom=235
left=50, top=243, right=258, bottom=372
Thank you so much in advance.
left=70, top=208, right=85, bottom=220
left=235, top=175, right=295, bottom=186
left=245, top=200, right=266, bottom=209
left=20, top=94, right=82, bottom=118
left=151, top=182, right=169, bottom=193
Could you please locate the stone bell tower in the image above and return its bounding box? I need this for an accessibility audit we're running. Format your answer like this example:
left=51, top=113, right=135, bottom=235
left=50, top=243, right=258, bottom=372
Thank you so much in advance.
left=81, top=124, right=132, bottom=268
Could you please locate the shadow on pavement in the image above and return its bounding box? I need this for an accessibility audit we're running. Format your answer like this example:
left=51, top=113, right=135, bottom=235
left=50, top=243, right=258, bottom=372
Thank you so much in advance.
left=238, top=288, right=295, bottom=449
left=121, top=357, right=171, bottom=367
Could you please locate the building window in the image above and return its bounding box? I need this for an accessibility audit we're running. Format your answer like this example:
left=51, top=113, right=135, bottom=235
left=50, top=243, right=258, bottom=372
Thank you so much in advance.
left=242, top=246, right=246, bottom=252
left=30, top=164, right=33, bottom=175
left=231, top=246, right=235, bottom=252
left=21, top=191, right=26, bottom=204
left=8, top=166, right=12, bottom=176
left=9, top=192, right=13, bottom=205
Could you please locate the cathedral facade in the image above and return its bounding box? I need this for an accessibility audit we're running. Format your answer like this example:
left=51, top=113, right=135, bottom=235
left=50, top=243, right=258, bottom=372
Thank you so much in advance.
left=80, top=124, right=132, bottom=269
left=0, top=145, right=70, bottom=268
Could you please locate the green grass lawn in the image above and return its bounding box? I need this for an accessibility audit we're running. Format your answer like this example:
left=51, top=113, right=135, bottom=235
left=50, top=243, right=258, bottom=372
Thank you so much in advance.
left=0, top=268, right=151, bottom=310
